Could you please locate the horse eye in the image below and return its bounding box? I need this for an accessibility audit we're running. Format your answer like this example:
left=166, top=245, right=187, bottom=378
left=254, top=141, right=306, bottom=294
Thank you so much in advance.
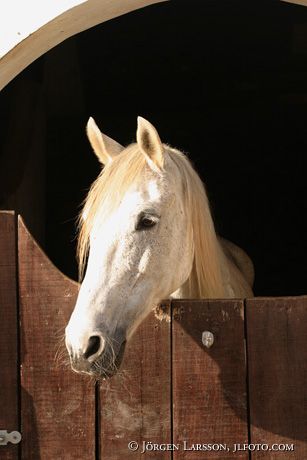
left=136, top=215, right=157, bottom=231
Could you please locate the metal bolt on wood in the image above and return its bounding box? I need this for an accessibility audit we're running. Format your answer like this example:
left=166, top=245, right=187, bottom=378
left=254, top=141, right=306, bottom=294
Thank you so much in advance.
left=0, top=430, right=22, bottom=445
left=202, top=331, right=214, bottom=348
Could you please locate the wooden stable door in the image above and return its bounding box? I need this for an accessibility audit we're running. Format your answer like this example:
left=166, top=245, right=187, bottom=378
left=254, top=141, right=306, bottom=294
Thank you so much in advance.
left=0, top=212, right=19, bottom=460
left=0, top=211, right=306, bottom=459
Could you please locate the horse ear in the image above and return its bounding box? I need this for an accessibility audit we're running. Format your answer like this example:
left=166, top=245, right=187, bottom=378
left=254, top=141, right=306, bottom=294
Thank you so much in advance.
left=136, top=116, right=164, bottom=170
left=86, top=117, right=123, bottom=165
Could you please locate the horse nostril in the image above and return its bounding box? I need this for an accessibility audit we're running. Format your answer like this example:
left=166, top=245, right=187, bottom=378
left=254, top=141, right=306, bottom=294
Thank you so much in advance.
left=83, top=335, right=102, bottom=360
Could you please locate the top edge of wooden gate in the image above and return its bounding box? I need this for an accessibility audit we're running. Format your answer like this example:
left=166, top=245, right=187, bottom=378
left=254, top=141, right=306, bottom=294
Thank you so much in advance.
left=18, top=214, right=80, bottom=288
left=1, top=211, right=306, bottom=303
left=0, top=0, right=167, bottom=91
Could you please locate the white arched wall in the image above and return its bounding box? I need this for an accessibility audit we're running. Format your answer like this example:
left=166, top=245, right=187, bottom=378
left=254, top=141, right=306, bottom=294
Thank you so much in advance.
left=0, top=0, right=305, bottom=91
left=0, top=0, right=167, bottom=91
left=282, top=0, right=307, bottom=5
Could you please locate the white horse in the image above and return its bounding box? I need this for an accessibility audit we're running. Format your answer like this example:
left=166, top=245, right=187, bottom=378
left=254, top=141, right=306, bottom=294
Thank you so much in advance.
left=65, top=116, right=254, bottom=378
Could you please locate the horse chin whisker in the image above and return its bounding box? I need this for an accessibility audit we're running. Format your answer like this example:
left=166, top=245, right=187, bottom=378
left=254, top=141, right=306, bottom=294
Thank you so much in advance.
left=54, top=338, right=70, bottom=370
left=103, top=335, right=119, bottom=373
left=93, top=359, right=109, bottom=379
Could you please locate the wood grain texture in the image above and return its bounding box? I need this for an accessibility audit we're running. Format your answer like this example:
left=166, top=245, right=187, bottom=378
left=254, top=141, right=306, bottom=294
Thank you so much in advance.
left=18, top=216, right=95, bottom=460
left=246, top=296, right=307, bottom=459
left=99, top=302, right=171, bottom=460
left=0, top=211, right=19, bottom=460
left=172, top=299, right=248, bottom=460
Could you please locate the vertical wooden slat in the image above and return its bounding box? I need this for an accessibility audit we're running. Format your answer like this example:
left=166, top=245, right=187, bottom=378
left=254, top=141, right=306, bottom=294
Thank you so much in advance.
left=0, top=211, right=19, bottom=460
left=246, top=296, right=307, bottom=459
left=172, top=299, right=248, bottom=459
left=99, top=302, right=171, bottom=459
left=18, top=216, right=95, bottom=460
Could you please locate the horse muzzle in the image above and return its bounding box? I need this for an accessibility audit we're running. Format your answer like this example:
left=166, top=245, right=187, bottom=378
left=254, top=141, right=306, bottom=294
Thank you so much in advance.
left=66, top=332, right=126, bottom=379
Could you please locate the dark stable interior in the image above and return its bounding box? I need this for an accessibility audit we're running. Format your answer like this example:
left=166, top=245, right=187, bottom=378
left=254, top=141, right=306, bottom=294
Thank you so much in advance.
left=0, top=0, right=306, bottom=296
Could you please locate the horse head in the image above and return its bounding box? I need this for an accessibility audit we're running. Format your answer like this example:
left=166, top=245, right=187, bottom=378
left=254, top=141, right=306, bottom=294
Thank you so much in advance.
left=65, top=117, right=200, bottom=378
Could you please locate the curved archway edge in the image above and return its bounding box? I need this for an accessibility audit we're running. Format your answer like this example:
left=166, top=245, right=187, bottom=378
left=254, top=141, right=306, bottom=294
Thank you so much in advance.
left=282, top=0, right=307, bottom=5
left=0, top=0, right=167, bottom=91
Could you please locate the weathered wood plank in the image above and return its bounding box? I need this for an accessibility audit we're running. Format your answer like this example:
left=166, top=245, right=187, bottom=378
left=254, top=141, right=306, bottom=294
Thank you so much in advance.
left=246, top=296, right=307, bottom=459
left=172, top=299, right=248, bottom=459
left=99, top=302, right=171, bottom=459
left=0, top=211, right=19, bottom=460
left=18, top=216, right=95, bottom=460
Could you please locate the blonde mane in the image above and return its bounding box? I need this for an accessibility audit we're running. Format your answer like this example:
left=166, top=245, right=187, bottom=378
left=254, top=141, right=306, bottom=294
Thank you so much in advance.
left=78, top=144, right=226, bottom=298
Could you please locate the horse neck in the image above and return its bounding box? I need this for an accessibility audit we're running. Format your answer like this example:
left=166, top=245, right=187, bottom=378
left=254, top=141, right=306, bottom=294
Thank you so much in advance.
left=171, top=238, right=230, bottom=299
left=172, top=239, right=254, bottom=300
left=167, top=149, right=229, bottom=299
left=172, top=249, right=228, bottom=299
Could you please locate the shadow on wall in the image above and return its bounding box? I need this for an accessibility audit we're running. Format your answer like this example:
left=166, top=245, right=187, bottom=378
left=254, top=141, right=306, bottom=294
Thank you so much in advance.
left=173, top=299, right=307, bottom=443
